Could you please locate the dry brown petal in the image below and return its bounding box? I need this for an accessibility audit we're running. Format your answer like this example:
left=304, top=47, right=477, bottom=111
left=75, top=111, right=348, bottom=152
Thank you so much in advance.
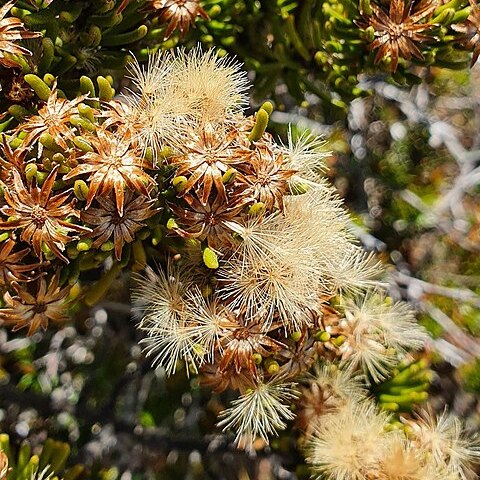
left=357, top=0, right=437, bottom=72
left=145, top=0, right=209, bottom=38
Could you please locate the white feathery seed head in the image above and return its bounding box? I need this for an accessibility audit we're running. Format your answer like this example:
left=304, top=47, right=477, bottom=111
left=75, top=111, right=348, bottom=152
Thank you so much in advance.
left=406, top=409, right=480, bottom=480
left=132, top=263, right=201, bottom=375
left=375, top=436, right=438, bottom=480
left=306, top=400, right=394, bottom=480
left=308, top=363, right=367, bottom=405
left=123, top=51, right=192, bottom=153
left=182, top=287, right=236, bottom=364
left=122, top=47, right=249, bottom=154
left=217, top=379, right=299, bottom=447
left=338, top=290, right=427, bottom=383
left=171, top=46, right=250, bottom=125
left=283, top=127, right=329, bottom=189
left=219, top=188, right=381, bottom=331
left=132, top=263, right=192, bottom=330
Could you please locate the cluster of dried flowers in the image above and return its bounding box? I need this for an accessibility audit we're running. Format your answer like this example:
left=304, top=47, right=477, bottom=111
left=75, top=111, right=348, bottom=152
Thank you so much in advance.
left=356, top=0, right=480, bottom=71
left=0, top=4, right=478, bottom=476
left=306, top=398, right=480, bottom=479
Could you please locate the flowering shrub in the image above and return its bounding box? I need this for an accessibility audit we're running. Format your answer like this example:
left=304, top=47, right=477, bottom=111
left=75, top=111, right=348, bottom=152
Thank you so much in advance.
left=0, top=1, right=479, bottom=479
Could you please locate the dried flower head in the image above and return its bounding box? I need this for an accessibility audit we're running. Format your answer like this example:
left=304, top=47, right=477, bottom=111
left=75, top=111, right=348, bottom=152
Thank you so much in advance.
left=0, top=275, right=71, bottom=335
left=170, top=123, right=252, bottom=205
left=359, top=0, right=437, bottom=72
left=81, top=192, right=158, bottom=261
left=64, top=129, right=155, bottom=216
left=455, top=0, right=480, bottom=67
left=334, top=291, right=426, bottom=382
left=20, top=85, right=85, bottom=150
left=242, top=144, right=296, bottom=211
left=0, top=134, right=27, bottom=187
left=306, top=400, right=393, bottom=480
left=296, top=364, right=366, bottom=434
left=406, top=409, right=480, bottom=479
left=171, top=47, right=249, bottom=124
left=0, top=1, right=41, bottom=69
left=146, top=0, right=208, bottom=38
left=217, top=379, right=298, bottom=446
left=0, top=239, right=41, bottom=286
left=219, top=319, right=285, bottom=375
left=0, top=168, right=88, bottom=262
left=169, top=193, right=249, bottom=248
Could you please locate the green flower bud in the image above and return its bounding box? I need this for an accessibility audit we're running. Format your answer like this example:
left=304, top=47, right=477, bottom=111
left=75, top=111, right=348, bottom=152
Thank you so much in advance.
left=203, top=247, right=219, bottom=269
left=74, top=180, right=89, bottom=201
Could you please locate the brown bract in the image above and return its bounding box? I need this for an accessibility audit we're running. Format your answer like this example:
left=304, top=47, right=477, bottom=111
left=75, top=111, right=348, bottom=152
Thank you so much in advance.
left=220, top=321, right=285, bottom=375
left=0, top=1, right=41, bottom=69
left=200, top=362, right=254, bottom=394
left=169, top=193, right=250, bottom=248
left=359, top=0, right=437, bottom=72
left=0, top=239, right=41, bottom=286
left=19, top=86, right=86, bottom=150
left=64, top=129, right=155, bottom=216
left=0, top=167, right=89, bottom=262
left=82, top=192, right=159, bottom=261
left=0, top=274, right=70, bottom=336
left=0, top=134, right=26, bottom=188
left=241, top=145, right=296, bottom=211
left=170, top=124, right=253, bottom=206
left=146, top=0, right=209, bottom=38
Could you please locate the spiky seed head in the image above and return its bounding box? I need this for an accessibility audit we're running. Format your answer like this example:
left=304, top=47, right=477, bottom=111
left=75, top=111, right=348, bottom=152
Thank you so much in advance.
left=283, top=127, right=329, bottom=189
left=337, top=290, right=428, bottom=382
left=406, top=409, right=480, bottom=480
left=217, top=379, right=299, bottom=447
left=171, top=46, right=249, bottom=125
left=306, top=400, right=394, bottom=480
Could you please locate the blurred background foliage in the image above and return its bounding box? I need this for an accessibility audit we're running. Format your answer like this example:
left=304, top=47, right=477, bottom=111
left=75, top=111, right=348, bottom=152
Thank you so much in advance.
left=1, top=0, right=480, bottom=478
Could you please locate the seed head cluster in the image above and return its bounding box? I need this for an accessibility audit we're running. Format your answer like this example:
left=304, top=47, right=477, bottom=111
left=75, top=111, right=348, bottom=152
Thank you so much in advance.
left=0, top=45, right=478, bottom=478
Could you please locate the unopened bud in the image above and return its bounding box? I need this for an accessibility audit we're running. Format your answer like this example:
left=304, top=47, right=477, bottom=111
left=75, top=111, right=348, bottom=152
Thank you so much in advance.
left=74, top=180, right=89, bottom=201
left=172, top=176, right=188, bottom=192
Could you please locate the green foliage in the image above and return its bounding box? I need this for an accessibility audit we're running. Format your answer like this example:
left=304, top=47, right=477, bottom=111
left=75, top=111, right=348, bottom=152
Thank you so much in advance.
left=373, top=358, right=432, bottom=413
left=0, top=433, right=84, bottom=480
left=190, top=0, right=475, bottom=116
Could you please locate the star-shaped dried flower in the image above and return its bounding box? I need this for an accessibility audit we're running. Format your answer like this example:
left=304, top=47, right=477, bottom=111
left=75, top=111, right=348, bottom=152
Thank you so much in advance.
left=241, top=145, right=296, bottom=211
left=64, top=129, right=155, bottom=216
left=0, top=239, right=42, bottom=287
left=170, top=124, right=253, bottom=206
left=220, top=321, right=285, bottom=375
left=19, top=85, right=86, bottom=149
left=0, top=134, right=26, bottom=187
left=358, top=0, right=437, bottom=72
left=146, top=0, right=209, bottom=38
left=81, top=192, right=159, bottom=261
left=0, top=274, right=71, bottom=336
left=169, top=193, right=250, bottom=248
left=0, top=167, right=89, bottom=262
left=0, top=1, right=41, bottom=69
